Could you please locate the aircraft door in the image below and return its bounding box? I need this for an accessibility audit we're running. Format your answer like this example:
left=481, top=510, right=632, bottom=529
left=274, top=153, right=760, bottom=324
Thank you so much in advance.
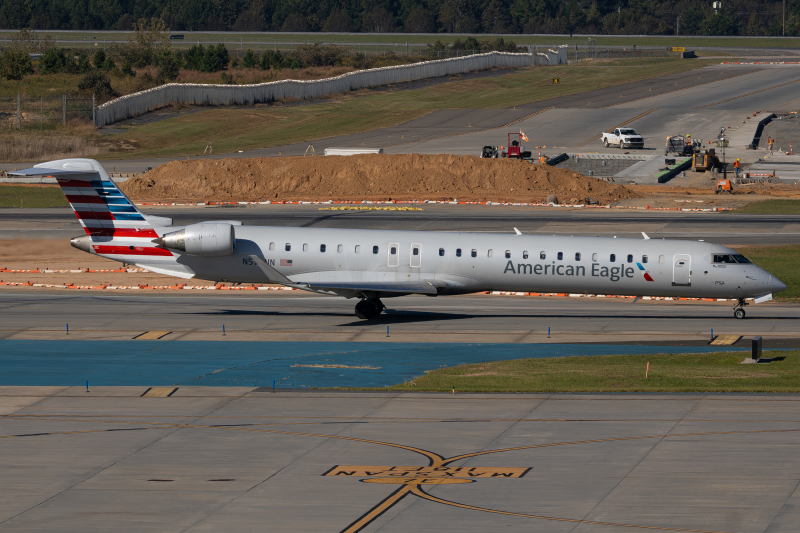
left=388, top=243, right=399, bottom=267
left=673, top=254, right=691, bottom=286
left=410, top=244, right=421, bottom=268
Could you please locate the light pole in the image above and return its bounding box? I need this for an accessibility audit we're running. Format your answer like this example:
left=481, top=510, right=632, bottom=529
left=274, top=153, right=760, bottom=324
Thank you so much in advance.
left=718, top=127, right=727, bottom=178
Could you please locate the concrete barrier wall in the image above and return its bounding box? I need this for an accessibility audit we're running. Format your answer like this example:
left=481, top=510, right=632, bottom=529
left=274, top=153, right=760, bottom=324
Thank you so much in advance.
left=95, top=51, right=537, bottom=127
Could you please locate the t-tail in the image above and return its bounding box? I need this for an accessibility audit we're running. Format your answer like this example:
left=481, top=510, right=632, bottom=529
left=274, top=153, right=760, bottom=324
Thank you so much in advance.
left=9, top=159, right=191, bottom=278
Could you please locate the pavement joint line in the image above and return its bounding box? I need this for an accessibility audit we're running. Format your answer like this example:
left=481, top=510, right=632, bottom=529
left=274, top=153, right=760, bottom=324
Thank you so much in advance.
left=2, top=330, right=795, bottom=336
left=9, top=414, right=800, bottom=423
left=597, top=68, right=762, bottom=110
left=8, top=411, right=799, bottom=533
left=694, top=77, right=800, bottom=108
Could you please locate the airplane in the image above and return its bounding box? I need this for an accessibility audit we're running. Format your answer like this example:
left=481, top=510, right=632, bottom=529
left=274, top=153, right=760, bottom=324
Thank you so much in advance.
left=12, top=158, right=786, bottom=320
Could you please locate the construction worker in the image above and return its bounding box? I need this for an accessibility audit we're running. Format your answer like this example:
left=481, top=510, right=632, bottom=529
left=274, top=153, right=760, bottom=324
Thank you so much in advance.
left=734, top=158, right=740, bottom=178
left=768, top=136, right=774, bottom=155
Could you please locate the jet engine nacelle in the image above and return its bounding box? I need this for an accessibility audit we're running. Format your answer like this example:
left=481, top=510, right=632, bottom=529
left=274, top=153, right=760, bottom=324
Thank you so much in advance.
left=158, top=223, right=236, bottom=256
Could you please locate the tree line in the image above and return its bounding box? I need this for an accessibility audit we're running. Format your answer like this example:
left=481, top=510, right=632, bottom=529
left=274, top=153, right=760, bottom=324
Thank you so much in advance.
left=0, top=0, right=798, bottom=35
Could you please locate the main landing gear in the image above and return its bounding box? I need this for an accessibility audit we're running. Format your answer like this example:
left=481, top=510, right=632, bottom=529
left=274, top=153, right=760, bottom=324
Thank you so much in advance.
left=733, top=298, right=747, bottom=319
left=355, top=299, right=384, bottom=320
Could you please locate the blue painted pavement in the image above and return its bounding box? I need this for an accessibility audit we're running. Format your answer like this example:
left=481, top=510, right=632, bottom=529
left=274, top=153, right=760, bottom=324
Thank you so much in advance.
left=0, top=341, right=746, bottom=388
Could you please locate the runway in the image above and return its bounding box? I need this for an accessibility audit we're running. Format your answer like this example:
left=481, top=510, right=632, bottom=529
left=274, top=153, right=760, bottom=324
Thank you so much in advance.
left=2, top=388, right=800, bottom=532
left=4, top=205, right=800, bottom=245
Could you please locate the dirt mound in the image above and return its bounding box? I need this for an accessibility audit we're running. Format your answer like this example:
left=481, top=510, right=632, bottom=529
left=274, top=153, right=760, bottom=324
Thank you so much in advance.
left=120, top=154, right=640, bottom=205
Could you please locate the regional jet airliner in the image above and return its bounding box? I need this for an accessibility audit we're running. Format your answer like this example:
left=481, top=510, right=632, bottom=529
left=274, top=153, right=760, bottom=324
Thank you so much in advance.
left=12, top=159, right=786, bottom=319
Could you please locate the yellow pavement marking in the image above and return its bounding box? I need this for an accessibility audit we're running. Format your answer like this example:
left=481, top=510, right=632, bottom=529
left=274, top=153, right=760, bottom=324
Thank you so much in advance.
left=694, top=78, right=800, bottom=109
left=324, top=466, right=530, bottom=478
left=318, top=206, right=423, bottom=211
left=410, top=486, right=729, bottom=533
left=364, top=478, right=472, bottom=485
left=140, top=387, right=178, bottom=398
left=710, top=335, right=741, bottom=346
left=134, top=331, right=171, bottom=340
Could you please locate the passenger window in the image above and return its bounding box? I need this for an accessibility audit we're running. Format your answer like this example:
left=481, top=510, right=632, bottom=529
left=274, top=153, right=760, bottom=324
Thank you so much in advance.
left=610, top=254, right=616, bottom=262
left=337, top=244, right=343, bottom=253
left=575, top=253, right=581, bottom=261
left=320, top=244, right=326, bottom=252
left=627, top=254, right=633, bottom=263
left=505, top=250, right=511, bottom=259
left=488, top=249, right=493, bottom=258
left=539, top=251, right=545, bottom=260
left=659, top=255, right=665, bottom=264
left=391, top=246, right=397, bottom=254
left=642, top=255, right=648, bottom=263
left=413, top=247, right=419, bottom=256
left=372, top=246, right=379, bottom=254
left=456, top=248, right=462, bottom=257
left=439, top=248, right=445, bottom=256
left=355, top=245, right=361, bottom=254
left=269, top=242, right=275, bottom=251
left=303, top=243, right=308, bottom=252
left=285, top=243, right=291, bottom=252
left=557, top=252, right=563, bottom=260
left=471, top=249, right=477, bottom=258
left=523, top=251, right=529, bottom=259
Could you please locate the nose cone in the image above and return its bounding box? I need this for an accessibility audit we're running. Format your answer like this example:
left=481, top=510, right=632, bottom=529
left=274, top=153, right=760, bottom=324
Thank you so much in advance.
left=772, top=276, right=787, bottom=293
left=70, top=235, right=93, bottom=253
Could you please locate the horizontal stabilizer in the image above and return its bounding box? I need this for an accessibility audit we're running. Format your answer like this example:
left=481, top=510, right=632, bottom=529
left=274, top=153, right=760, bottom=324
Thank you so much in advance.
left=9, top=167, right=98, bottom=178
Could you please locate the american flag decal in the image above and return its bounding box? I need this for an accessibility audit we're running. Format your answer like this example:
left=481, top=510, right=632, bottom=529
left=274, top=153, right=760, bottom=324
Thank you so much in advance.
left=280, top=259, right=293, bottom=266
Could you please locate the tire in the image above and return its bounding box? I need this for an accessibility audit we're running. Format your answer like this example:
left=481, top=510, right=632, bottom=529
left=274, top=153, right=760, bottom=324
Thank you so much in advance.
left=355, top=300, right=381, bottom=320
left=603, top=139, right=609, bottom=147
left=734, top=308, right=746, bottom=320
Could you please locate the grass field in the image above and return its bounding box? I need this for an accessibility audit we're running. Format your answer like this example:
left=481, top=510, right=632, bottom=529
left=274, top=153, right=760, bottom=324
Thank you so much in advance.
left=2, top=31, right=797, bottom=50
left=731, top=199, right=800, bottom=214
left=0, top=185, right=67, bottom=208
left=733, top=244, right=800, bottom=301
left=385, top=350, right=798, bottom=392
left=103, top=56, right=720, bottom=159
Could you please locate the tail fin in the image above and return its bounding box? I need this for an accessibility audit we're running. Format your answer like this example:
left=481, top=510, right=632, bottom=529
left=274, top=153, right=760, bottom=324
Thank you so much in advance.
left=10, top=159, right=171, bottom=237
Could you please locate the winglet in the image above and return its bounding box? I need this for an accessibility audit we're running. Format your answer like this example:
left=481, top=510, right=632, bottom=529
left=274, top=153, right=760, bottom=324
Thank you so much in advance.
left=514, top=227, right=522, bottom=235
left=642, top=232, right=650, bottom=240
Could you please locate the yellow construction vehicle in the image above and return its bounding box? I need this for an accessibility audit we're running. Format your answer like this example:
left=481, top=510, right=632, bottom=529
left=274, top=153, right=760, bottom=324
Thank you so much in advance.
left=693, top=148, right=721, bottom=173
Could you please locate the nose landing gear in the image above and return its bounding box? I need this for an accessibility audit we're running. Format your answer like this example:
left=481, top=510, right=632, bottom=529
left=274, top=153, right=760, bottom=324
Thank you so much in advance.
left=733, top=298, right=747, bottom=319
left=355, top=299, right=384, bottom=320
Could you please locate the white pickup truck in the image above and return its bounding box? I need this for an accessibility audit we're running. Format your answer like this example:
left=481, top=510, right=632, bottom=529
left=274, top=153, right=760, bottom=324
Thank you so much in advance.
left=601, top=128, right=645, bottom=149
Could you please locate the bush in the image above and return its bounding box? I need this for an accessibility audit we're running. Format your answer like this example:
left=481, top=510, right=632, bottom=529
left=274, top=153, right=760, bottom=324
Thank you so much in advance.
left=294, top=44, right=347, bottom=67
left=155, top=50, right=181, bottom=81
left=76, top=51, right=92, bottom=73
left=0, top=48, right=34, bottom=80
left=184, top=43, right=229, bottom=72
left=121, top=59, right=136, bottom=77
left=93, top=49, right=107, bottom=69
left=38, top=48, right=70, bottom=74
left=78, top=70, right=116, bottom=98
left=241, top=49, right=257, bottom=68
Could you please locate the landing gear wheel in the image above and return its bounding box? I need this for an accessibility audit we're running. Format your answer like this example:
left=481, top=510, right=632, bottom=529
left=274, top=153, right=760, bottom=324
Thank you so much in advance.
left=733, top=298, right=748, bottom=319
left=355, top=300, right=383, bottom=320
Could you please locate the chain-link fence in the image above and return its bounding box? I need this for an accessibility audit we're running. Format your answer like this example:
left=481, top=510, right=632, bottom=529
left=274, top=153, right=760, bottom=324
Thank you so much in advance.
left=0, top=94, right=94, bottom=130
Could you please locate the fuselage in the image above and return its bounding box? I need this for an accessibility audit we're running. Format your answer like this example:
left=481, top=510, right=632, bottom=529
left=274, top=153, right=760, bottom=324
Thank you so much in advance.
left=91, top=225, right=785, bottom=300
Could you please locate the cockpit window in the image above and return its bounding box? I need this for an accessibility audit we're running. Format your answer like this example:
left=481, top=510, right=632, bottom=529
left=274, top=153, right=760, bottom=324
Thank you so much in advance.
left=713, top=254, right=752, bottom=264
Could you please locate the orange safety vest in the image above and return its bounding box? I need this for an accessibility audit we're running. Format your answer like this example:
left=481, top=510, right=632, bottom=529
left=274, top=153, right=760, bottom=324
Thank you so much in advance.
left=734, top=161, right=740, bottom=168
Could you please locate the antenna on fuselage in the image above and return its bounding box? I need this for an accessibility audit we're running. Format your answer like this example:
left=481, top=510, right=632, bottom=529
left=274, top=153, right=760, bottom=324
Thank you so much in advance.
left=642, top=232, right=650, bottom=239
left=513, top=227, right=522, bottom=236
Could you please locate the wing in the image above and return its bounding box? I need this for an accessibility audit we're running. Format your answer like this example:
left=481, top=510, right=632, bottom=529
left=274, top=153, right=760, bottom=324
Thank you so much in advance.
left=248, top=255, right=443, bottom=297
left=307, top=280, right=441, bottom=296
